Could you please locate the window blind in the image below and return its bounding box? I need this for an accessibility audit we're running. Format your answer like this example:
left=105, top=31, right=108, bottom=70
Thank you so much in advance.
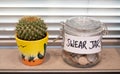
left=0, top=0, right=120, bottom=48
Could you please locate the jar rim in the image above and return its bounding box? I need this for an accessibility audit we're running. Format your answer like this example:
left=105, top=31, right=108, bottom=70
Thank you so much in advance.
left=64, top=24, right=104, bottom=36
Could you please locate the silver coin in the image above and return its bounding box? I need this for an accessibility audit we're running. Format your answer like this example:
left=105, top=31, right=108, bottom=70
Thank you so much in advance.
left=87, top=54, right=98, bottom=63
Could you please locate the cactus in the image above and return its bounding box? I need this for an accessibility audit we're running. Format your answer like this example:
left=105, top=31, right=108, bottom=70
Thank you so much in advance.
left=16, top=16, right=47, bottom=41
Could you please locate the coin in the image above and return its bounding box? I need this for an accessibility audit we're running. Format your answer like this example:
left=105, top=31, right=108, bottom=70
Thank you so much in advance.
left=87, top=54, right=98, bottom=63
left=78, top=56, right=89, bottom=65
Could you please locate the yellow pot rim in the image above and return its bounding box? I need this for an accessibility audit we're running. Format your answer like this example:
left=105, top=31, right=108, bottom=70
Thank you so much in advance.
left=15, top=32, right=48, bottom=42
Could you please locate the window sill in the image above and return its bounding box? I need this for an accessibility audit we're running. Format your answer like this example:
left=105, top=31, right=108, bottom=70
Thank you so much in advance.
left=0, top=48, right=120, bottom=73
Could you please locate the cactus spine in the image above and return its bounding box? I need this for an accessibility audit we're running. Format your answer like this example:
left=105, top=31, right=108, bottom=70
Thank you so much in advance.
left=16, top=16, right=47, bottom=41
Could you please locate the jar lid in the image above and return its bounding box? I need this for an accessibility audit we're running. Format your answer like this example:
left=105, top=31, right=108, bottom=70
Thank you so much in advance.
left=66, top=17, right=102, bottom=31
left=64, top=17, right=105, bottom=36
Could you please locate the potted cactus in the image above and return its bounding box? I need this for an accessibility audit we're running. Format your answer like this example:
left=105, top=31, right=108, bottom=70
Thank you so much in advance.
left=15, top=16, right=48, bottom=66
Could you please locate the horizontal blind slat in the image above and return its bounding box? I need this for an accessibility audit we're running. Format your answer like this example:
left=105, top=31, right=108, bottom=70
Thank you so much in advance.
left=0, top=0, right=120, bottom=8
left=0, top=16, right=120, bottom=23
left=0, top=23, right=120, bottom=31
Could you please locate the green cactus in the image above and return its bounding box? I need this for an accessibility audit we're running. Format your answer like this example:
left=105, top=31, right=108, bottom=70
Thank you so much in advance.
left=16, top=16, right=47, bottom=41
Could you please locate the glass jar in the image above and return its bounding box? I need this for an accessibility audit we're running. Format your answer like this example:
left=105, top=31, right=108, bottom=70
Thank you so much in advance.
left=61, top=17, right=107, bottom=68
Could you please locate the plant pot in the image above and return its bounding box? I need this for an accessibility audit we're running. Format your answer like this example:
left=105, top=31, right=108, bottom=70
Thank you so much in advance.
left=15, top=33, right=48, bottom=66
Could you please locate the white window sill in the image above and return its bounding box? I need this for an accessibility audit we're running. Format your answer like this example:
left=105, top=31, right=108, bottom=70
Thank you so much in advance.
left=0, top=48, right=120, bottom=73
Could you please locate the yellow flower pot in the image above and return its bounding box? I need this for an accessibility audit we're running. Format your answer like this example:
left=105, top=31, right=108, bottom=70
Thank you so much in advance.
left=16, top=33, right=48, bottom=66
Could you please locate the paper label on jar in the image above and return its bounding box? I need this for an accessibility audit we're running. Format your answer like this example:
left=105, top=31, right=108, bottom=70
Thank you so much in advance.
left=64, top=33, right=102, bottom=54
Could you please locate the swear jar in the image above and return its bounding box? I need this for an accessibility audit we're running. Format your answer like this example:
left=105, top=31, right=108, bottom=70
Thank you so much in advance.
left=62, top=17, right=106, bottom=68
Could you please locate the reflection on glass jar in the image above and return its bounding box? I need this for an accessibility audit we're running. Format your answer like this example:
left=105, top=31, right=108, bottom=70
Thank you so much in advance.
left=61, top=17, right=107, bottom=68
